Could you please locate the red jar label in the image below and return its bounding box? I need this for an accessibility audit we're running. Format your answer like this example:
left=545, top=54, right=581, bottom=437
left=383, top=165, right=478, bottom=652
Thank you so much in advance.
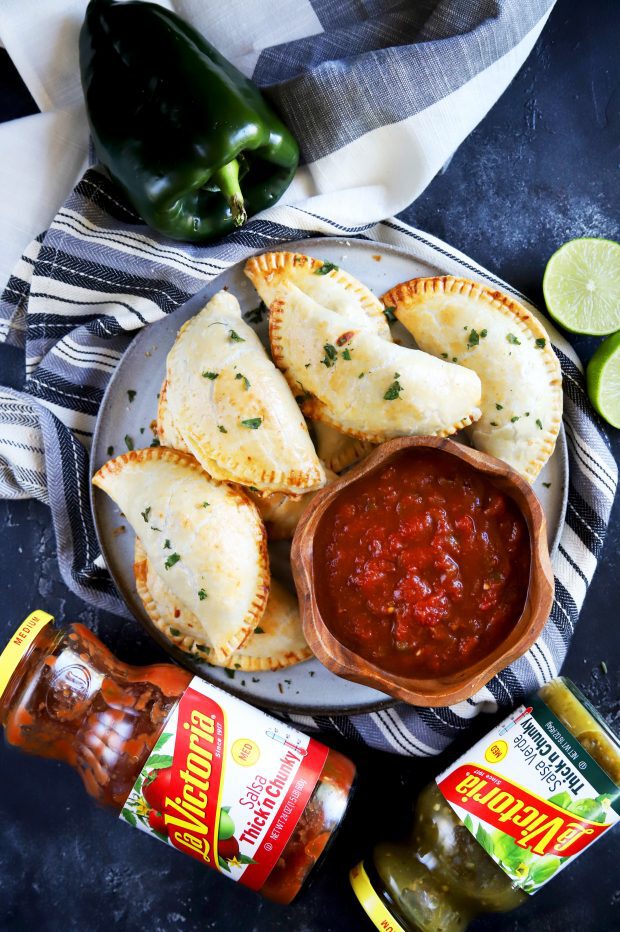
left=120, top=676, right=328, bottom=888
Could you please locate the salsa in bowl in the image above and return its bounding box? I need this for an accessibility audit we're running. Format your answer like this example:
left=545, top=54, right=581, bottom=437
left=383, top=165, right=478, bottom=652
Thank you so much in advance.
left=292, top=437, right=554, bottom=707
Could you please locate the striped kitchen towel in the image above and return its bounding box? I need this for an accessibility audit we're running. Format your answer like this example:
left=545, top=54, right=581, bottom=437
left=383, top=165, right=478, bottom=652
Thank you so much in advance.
left=3, top=0, right=614, bottom=756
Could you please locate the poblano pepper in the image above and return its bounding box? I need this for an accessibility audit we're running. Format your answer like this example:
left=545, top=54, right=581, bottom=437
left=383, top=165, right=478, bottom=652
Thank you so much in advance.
left=79, top=0, right=299, bottom=242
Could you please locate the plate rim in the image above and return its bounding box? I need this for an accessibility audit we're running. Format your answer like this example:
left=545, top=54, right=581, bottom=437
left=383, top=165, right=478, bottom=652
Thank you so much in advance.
left=90, top=234, right=568, bottom=716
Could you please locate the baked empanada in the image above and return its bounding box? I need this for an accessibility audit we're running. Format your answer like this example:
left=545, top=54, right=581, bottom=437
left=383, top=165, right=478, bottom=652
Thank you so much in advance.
left=165, top=290, right=324, bottom=493
left=245, top=251, right=391, bottom=339
left=156, top=379, right=188, bottom=451
left=92, top=448, right=269, bottom=662
left=313, top=421, right=374, bottom=473
left=134, top=540, right=310, bottom=671
left=382, top=277, right=563, bottom=481
left=247, top=466, right=338, bottom=540
left=267, top=288, right=482, bottom=442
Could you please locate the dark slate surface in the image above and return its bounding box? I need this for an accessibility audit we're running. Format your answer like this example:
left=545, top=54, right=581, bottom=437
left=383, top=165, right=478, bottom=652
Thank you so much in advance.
left=0, top=1, right=619, bottom=929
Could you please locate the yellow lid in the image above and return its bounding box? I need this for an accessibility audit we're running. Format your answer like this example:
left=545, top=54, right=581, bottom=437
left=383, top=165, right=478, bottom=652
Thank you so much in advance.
left=349, top=861, right=406, bottom=932
left=0, top=610, right=54, bottom=700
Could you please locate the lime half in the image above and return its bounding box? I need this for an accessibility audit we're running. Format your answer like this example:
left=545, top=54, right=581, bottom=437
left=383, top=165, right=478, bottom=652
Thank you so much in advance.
left=587, top=332, right=620, bottom=428
left=543, top=238, right=620, bottom=335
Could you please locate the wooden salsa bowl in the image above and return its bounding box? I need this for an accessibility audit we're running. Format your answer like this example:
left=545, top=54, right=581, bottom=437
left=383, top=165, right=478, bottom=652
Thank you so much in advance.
left=291, top=436, right=554, bottom=707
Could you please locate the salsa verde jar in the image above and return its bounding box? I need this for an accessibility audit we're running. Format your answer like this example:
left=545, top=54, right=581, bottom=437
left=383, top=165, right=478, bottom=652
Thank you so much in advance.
left=0, top=611, right=355, bottom=905
left=351, top=677, right=620, bottom=931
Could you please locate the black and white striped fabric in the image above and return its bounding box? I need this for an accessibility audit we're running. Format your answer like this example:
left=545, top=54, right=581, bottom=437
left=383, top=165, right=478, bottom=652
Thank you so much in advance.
left=3, top=0, right=614, bottom=756
left=1, top=167, right=616, bottom=755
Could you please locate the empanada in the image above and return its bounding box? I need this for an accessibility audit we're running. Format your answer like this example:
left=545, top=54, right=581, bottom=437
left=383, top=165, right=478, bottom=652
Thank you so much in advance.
left=92, top=448, right=269, bottom=662
left=134, top=540, right=310, bottom=671
left=267, top=288, right=482, bottom=442
left=382, top=277, right=563, bottom=481
left=156, top=379, right=188, bottom=451
left=245, top=251, right=391, bottom=339
left=312, top=421, right=373, bottom=473
left=158, top=377, right=334, bottom=540
left=247, top=466, right=338, bottom=540
left=165, top=290, right=324, bottom=493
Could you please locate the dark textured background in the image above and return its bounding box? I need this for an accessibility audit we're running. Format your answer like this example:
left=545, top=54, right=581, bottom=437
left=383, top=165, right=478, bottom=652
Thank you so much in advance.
left=1, top=1, right=619, bottom=929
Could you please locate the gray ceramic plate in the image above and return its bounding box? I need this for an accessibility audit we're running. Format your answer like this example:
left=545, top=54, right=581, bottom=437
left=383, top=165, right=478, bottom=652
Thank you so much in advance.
left=90, top=237, right=568, bottom=714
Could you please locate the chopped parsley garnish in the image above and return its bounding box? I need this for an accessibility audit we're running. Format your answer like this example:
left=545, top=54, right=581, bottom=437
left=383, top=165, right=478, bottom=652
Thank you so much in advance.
left=480, top=329, right=488, bottom=338
left=342, top=348, right=352, bottom=360
left=150, top=437, right=161, bottom=447
left=466, top=328, right=480, bottom=349
left=240, top=418, right=262, bottom=429
left=164, top=552, right=181, bottom=570
left=150, top=526, right=161, bottom=532
left=235, top=372, right=251, bottom=390
left=196, top=644, right=208, bottom=653
left=169, top=627, right=180, bottom=637
left=244, top=301, right=267, bottom=324
left=229, top=329, right=245, bottom=343
left=383, top=305, right=397, bottom=323
left=536, top=418, right=543, bottom=430
left=384, top=375, right=403, bottom=401
left=202, top=501, right=210, bottom=508
left=358, top=372, right=365, bottom=379
left=535, top=337, right=546, bottom=349
left=225, top=669, right=235, bottom=679
left=315, top=261, right=338, bottom=275
left=107, top=445, right=114, bottom=456
left=490, top=421, right=498, bottom=427
left=321, top=343, right=338, bottom=367
left=127, top=390, right=136, bottom=403
left=506, top=333, right=521, bottom=345
left=441, top=353, right=448, bottom=359
left=140, top=427, right=145, bottom=434
left=496, top=403, right=503, bottom=410
left=202, top=371, right=219, bottom=380
left=254, top=626, right=265, bottom=634
left=542, top=482, right=551, bottom=488
left=124, top=434, right=134, bottom=451
left=511, top=415, right=520, bottom=423
left=218, top=425, right=228, bottom=433
left=164, top=539, right=171, bottom=549
left=452, top=357, right=458, bottom=363
left=198, top=589, right=208, bottom=601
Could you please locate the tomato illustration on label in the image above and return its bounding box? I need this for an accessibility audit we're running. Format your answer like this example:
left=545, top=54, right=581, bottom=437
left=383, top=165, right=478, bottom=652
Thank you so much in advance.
left=143, top=766, right=172, bottom=812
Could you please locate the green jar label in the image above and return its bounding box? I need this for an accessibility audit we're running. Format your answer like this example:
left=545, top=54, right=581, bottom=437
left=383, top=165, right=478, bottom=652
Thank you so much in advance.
left=437, top=696, right=620, bottom=894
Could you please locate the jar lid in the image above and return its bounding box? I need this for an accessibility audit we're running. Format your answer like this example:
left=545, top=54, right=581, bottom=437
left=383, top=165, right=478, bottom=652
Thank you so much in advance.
left=349, top=861, right=407, bottom=932
left=0, top=610, right=54, bottom=700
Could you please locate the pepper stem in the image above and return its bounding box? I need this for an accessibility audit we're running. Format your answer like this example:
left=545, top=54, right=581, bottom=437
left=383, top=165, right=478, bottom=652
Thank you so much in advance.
left=212, top=159, right=247, bottom=228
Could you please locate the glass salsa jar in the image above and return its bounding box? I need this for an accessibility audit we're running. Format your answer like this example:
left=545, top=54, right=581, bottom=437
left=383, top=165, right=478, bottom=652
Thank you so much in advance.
left=0, top=611, right=355, bottom=905
left=351, top=677, right=620, bottom=931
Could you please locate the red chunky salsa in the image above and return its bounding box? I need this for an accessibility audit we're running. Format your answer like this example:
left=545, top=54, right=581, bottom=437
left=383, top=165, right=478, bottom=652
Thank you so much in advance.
left=316, top=449, right=530, bottom=677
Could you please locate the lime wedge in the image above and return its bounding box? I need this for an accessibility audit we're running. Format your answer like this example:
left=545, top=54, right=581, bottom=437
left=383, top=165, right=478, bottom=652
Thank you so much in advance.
left=543, top=238, right=620, bottom=335
left=587, top=332, right=620, bottom=427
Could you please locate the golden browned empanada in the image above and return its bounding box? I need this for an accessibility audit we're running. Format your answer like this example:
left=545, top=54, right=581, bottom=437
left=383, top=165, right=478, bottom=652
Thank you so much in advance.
left=156, top=379, right=188, bottom=451
left=266, top=287, right=482, bottom=442
left=245, top=251, right=391, bottom=339
left=134, top=540, right=310, bottom=671
left=92, top=447, right=269, bottom=662
left=247, top=466, right=338, bottom=540
left=312, top=421, right=374, bottom=473
left=165, top=290, right=324, bottom=493
left=382, top=277, right=563, bottom=481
